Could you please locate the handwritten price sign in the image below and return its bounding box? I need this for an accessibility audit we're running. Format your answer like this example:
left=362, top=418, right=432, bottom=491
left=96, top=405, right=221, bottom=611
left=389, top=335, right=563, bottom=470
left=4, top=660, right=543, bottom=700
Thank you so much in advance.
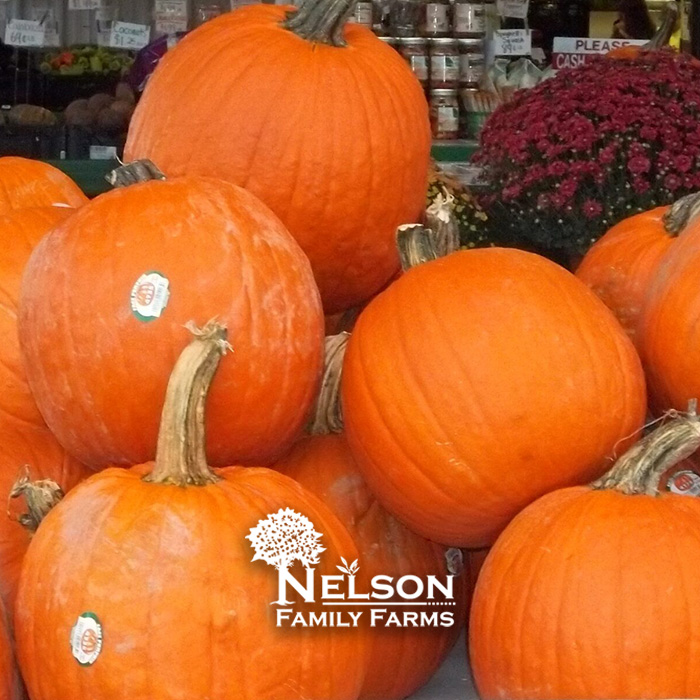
left=492, top=29, right=532, bottom=56
left=5, top=19, right=45, bottom=47
left=109, top=22, right=151, bottom=50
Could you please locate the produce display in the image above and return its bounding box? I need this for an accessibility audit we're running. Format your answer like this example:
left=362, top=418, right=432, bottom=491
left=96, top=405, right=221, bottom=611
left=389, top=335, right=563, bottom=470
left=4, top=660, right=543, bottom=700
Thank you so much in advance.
left=39, top=46, right=134, bottom=78
left=2, top=1, right=700, bottom=699
left=124, top=0, right=431, bottom=314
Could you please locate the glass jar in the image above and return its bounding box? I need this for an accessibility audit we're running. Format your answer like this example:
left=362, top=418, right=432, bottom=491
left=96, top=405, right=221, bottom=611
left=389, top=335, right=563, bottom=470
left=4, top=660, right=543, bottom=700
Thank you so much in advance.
left=390, top=0, right=423, bottom=37
left=429, top=38, right=459, bottom=89
left=399, top=38, right=429, bottom=87
left=422, top=0, right=451, bottom=38
left=430, top=89, right=460, bottom=140
left=458, top=38, right=484, bottom=87
left=460, top=87, right=489, bottom=139
left=351, top=0, right=375, bottom=28
left=453, top=0, right=485, bottom=38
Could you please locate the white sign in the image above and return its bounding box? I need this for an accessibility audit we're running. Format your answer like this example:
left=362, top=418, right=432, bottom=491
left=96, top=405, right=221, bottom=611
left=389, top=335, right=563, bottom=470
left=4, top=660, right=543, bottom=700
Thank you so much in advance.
left=155, top=0, right=188, bottom=33
left=68, top=0, right=105, bottom=9
left=109, top=21, right=151, bottom=50
left=5, top=19, right=45, bottom=47
left=492, top=29, right=531, bottom=56
left=496, top=0, right=528, bottom=19
left=551, top=37, right=646, bottom=69
left=89, top=145, right=118, bottom=160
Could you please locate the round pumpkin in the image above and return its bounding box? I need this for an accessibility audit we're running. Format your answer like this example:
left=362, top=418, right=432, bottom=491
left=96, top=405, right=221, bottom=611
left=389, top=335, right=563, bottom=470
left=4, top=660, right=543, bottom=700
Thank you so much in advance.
left=470, top=413, right=700, bottom=699
left=1, top=422, right=89, bottom=613
left=0, top=158, right=86, bottom=213
left=15, top=324, right=364, bottom=700
left=575, top=193, right=700, bottom=348
left=276, top=432, right=468, bottom=700
left=342, top=238, right=647, bottom=547
left=124, top=0, right=430, bottom=314
left=0, top=206, right=75, bottom=427
left=638, top=201, right=700, bottom=413
left=18, top=168, right=324, bottom=469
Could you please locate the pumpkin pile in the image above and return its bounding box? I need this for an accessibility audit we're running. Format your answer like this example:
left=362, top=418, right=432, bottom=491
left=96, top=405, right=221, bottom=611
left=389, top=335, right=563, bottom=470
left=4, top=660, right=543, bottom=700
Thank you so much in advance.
left=3, top=0, right=700, bottom=698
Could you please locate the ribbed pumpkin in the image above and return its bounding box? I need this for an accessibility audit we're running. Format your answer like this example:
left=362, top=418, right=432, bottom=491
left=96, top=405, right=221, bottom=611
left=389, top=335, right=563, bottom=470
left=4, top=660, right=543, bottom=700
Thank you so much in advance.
left=575, top=193, right=700, bottom=347
left=342, top=225, right=647, bottom=547
left=0, top=600, right=20, bottom=700
left=0, top=206, right=75, bottom=427
left=15, top=324, right=364, bottom=700
left=0, top=157, right=86, bottom=213
left=470, top=413, right=700, bottom=699
left=638, top=198, right=700, bottom=413
left=18, top=164, right=324, bottom=469
left=276, top=431, right=468, bottom=700
left=124, top=0, right=431, bottom=314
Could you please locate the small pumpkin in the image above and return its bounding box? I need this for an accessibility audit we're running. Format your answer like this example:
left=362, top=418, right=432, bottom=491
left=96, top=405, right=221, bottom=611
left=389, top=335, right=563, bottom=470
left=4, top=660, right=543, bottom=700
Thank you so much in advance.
left=125, top=0, right=431, bottom=314
left=19, top=162, right=324, bottom=469
left=275, top=339, right=468, bottom=700
left=575, top=192, right=700, bottom=347
left=0, top=158, right=86, bottom=213
left=15, top=324, right=364, bottom=700
left=342, top=219, right=647, bottom=547
left=470, top=412, right=700, bottom=699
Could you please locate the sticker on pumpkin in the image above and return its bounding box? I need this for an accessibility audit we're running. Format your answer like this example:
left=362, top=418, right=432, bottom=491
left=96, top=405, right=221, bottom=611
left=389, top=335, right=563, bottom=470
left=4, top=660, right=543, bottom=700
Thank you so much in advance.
left=667, top=470, right=700, bottom=496
left=70, top=612, right=103, bottom=666
left=130, top=271, right=170, bottom=322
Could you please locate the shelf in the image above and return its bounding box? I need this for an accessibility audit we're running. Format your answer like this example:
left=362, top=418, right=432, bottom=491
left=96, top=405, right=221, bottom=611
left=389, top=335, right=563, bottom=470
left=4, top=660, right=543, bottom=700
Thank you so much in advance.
left=431, top=140, right=479, bottom=163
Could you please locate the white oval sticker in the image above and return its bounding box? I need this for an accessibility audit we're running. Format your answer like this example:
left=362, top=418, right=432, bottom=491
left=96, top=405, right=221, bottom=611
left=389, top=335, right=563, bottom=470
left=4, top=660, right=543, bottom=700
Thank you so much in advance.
left=70, top=612, right=103, bottom=666
left=130, top=271, right=170, bottom=322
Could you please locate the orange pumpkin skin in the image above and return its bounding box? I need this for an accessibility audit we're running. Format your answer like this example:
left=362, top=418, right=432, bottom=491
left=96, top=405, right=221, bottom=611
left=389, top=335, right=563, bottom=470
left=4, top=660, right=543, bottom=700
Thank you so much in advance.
left=470, top=486, right=700, bottom=699
left=18, top=177, right=324, bottom=469
left=0, top=422, right=89, bottom=614
left=0, top=600, right=20, bottom=700
left=276, top=434, right=468, bottom=700
left=15, top=466, right=364, bottom=700
left=125, top=6, right=431, bottom=314
left=639, top=220, right=700, bottom=413
left=0, top=158, right=86, bottom=213
left=575, top=206, right=673, bottom=348
left=342, top=248, right=647, bottom=547
left=0, top=206, right=74, bottom=428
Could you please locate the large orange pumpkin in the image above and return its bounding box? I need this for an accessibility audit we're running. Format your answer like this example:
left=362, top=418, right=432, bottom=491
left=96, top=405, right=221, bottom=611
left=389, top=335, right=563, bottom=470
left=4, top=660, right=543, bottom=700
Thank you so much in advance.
left=0, top=157, right=86, bottom=213
left=0, top=600, right=20, bottom=700
left=342, top=230, right=647, bottom=547
left=15, top=324, right=364, bottom=700
left=575, top=193, right=699, bottom=348
left=276, top=432, right=468, bottom=700
left=470, top=413, right=700, bottom=699
left=0, top=206, right=75, bottom=427
left=18, top=166, right=324, bottom=469
left=124, top=0, right=431, bottom=314
left=638, top=202, right=700, bottom=412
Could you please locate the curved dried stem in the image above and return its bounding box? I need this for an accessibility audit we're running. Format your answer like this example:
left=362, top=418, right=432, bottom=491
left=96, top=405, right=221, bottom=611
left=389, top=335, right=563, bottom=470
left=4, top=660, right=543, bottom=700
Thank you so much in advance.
left=283, top=0, right=357, bottom=47
left=106, top=159, right=166, bottom=188
left=9, top=467, right=64, bottom=533
left=308, top=333, right=349, bottom=435
left=662, top=192, right=700, bottom=236
left=643, top=1, right=679, bottom=50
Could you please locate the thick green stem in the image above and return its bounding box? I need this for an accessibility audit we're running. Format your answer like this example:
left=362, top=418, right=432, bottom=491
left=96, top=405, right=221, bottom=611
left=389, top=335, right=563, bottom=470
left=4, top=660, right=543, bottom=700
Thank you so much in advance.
left=591, top=404, right=700, bottom=496
left=283, top=0, right=357, bottom=47
left=643, top=1, right=678, bottom=50
left=145, top=321, right=231, bottom=487
left=662, top=192, right=700, bottom=236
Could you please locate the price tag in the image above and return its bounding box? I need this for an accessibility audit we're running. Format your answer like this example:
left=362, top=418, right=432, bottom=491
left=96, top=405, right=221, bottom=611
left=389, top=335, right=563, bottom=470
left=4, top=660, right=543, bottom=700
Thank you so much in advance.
left=68, top=0, right=105, bottom=9
left=109, top=21, right=151, bottom=50
left=5, top=19, right=45, bottom=47
left=496, top=0, right=529, bottom=19
left=492, top=29, right=531, bottom=56
left=89, top=145, right=118, bottom=160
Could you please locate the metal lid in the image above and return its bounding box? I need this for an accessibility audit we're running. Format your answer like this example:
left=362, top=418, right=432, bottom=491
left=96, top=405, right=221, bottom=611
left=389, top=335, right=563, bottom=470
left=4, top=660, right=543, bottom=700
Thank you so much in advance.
left=399, top=37, right=428, bottom=45
left=378, top=36, right=397, bottom=43
left=430, top=37, right=459, bottom=45
left=432, top=88, right=459, bottom=95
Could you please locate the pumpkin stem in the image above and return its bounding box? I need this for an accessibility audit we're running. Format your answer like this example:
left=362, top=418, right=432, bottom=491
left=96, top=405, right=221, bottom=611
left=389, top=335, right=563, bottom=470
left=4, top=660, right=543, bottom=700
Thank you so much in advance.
left=146, top=320, right=231, bottom=487
left=9, top=467, right=64, bottom=533
left=662, top=192, right=700, bottom=236
left=106, top=159, right=166, bottom=188
left=282, top=0, right=357, bottom=47
left=591, top=403, right=700, bottom=496
left=643, top=1, right=678, bottom=50
left=308, top=333, right=349, bottom=435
